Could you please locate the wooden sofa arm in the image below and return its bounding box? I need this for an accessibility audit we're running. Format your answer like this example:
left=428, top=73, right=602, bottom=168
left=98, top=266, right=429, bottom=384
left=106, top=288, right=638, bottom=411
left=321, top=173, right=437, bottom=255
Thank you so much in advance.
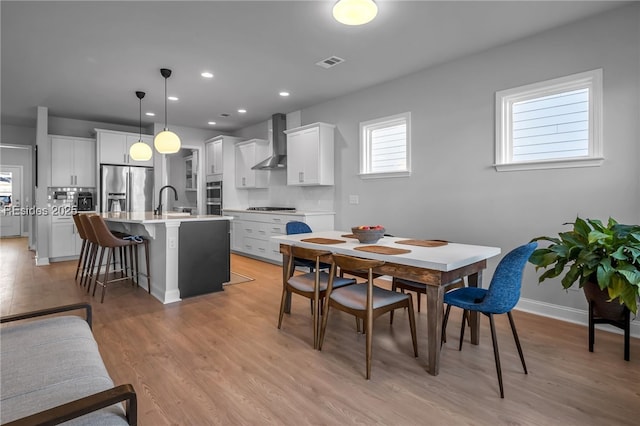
left=3, top=384, right=137, bottom=426
left=0, top=303, right=92, bottom=329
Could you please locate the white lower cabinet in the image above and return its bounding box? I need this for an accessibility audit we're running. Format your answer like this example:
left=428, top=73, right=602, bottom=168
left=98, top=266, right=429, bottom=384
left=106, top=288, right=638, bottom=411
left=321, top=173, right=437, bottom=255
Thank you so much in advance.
left=225, top=211, right=334, bottom=263
left=50, top=216, right=82, bottom=259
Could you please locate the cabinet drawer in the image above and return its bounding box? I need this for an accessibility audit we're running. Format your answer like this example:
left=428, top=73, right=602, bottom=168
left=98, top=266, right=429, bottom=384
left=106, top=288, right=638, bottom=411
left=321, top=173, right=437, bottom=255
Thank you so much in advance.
left=243, top=237, right=268, bottom=256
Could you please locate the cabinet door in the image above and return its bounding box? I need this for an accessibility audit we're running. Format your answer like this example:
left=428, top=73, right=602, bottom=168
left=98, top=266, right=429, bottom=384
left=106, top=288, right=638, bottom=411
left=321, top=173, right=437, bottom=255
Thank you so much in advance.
left=212, top=140, right=223, bottom=174
left=287, top=128, right=319, bottom=185
left=205, top=141, right=216, bottom=176
left=126, top=134, right=154, bottom=167
left=230, top=220, right=244, bottom=251
left=99, top=132, right=128, bottom=165
left=235, top=143, right=254, bottom=188
left=74, top=139, right=96, bottom=187
left=51, top=137, right=75, bottom=186
left=50, top=222, right=75, bottom=257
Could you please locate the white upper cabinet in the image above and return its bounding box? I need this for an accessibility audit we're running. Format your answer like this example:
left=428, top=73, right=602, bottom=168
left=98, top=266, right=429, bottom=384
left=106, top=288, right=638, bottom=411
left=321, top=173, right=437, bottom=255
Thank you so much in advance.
left=96, top=128, right=154, bottom=167
left=50, top=135, right=96, bottom=187
left=285, top=122, right=335, bottom=186
left=205, top=137, right=224, bottom=178
left=234, top=139, right=269, bottom=188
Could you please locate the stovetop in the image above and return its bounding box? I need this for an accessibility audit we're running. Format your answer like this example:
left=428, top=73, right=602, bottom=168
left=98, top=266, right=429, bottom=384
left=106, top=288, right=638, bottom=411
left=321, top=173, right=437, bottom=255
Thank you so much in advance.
left=247, top=207, right=296, bottom=211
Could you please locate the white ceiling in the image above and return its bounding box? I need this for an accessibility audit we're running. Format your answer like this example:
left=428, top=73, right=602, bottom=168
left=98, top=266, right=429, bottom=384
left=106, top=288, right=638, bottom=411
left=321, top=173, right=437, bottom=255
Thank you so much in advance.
left=1, top=1, right=627, bottom=133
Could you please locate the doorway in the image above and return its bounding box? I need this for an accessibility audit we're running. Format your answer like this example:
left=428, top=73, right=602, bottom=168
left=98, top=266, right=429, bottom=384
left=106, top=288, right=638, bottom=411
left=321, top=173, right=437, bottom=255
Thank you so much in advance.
left=0, top=165, right=23, bottom=237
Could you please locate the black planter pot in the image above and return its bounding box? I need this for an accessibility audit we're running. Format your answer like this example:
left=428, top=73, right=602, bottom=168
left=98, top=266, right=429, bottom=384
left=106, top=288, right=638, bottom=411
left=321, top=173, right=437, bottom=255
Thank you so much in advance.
left=582, top=281, right=631, bottom=360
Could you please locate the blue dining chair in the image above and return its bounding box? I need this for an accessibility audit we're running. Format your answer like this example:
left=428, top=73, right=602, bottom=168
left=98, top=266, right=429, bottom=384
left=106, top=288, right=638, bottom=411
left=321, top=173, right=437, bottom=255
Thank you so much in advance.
left=441, top=241, right=537, bottom=398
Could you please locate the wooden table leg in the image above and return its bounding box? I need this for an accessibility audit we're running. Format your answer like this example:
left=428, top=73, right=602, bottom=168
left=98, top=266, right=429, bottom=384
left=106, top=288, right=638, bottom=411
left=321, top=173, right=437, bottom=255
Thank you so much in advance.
left=425, top=284, right=445, bottom=375
left=467, top=271, right=483, bottom=345
left=282, top=253, right=292, bottom=313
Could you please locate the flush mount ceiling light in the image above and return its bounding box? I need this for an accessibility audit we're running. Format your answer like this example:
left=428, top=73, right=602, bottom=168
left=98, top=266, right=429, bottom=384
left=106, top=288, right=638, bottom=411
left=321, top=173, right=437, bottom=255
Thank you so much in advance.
left=332, top=0, right=378, bottom=26
left=129, top=91, right=153, bottom=162
left=154, top=68, right=181, bottom=154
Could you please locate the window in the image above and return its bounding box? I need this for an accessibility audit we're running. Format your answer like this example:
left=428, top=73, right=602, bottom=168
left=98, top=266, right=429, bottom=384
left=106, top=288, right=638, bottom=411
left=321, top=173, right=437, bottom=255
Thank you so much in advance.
left=359, top=112, right=411, bottom=178
left=495, top=69, right=603, bottom=171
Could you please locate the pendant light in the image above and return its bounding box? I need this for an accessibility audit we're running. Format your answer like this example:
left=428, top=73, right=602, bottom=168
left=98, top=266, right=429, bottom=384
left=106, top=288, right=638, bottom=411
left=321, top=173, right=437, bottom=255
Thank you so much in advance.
left=154, top=68, right=181, bottom=154
left=332, top=0, right=378, bottom=26
left=129, top=91, right=153, bottom=161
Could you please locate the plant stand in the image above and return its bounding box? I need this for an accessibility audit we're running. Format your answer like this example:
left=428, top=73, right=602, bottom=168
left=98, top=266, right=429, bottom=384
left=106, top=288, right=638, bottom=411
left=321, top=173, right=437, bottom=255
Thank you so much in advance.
left=585, top=281, right=631, bottom=361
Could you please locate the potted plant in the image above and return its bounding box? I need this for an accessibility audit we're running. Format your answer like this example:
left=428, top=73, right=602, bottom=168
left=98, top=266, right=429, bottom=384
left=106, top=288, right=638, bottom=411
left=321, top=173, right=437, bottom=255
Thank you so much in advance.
left=529, top=217, right=640, bottom=316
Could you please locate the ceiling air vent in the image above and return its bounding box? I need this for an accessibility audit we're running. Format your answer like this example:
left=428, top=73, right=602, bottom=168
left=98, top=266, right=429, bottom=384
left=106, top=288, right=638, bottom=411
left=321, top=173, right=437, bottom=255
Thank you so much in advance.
left=316, top=56, right=345, bottom=69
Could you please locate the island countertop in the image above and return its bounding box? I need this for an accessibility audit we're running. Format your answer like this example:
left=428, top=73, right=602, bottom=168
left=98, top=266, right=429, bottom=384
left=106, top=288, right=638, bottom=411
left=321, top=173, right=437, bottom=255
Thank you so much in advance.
left=99, top=212, right=233, bottom=224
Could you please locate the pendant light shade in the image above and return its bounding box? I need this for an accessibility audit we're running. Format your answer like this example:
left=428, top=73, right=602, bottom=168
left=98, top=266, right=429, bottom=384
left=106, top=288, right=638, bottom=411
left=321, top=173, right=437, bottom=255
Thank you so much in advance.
left=332, top=0, right=378, bottom=26
left=130, top=91, right=153, bottom=162
left=154, top=68, right=181, bottom=154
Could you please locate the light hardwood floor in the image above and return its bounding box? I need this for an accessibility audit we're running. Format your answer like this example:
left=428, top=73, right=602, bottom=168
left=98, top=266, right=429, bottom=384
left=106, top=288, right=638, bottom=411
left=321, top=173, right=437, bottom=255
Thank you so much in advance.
left=1, top=237, right=639, bottom=425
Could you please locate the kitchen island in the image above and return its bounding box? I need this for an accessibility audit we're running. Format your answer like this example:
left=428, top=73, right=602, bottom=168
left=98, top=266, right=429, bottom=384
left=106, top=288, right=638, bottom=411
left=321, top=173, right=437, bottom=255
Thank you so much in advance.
left=100, top=212, right=232, bottom=304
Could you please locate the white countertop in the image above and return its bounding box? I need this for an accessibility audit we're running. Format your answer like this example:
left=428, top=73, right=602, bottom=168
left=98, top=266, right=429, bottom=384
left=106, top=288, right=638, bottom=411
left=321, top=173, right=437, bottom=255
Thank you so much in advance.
left=223, top=209, right=335, bottom=216
left=99, top=212, right=233, bottom=224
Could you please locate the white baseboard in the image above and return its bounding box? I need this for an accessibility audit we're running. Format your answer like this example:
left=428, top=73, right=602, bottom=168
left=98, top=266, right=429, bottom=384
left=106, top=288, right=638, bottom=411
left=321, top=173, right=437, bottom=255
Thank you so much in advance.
left=35, top=256, right=49, bottom=266
left=517, top=297, right=640, bottom=338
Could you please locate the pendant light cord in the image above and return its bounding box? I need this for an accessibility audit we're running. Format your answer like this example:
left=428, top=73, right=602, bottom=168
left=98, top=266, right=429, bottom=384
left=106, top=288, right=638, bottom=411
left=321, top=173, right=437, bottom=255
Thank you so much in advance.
left=164, top=76, right=168, bottom=130
left=139, top=96, right=143, bottom=139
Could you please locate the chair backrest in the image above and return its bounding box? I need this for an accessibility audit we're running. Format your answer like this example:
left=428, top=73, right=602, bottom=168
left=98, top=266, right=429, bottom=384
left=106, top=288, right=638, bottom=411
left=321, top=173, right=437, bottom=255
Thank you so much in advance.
left=72, top=213, right=87, bottom=240
left=287, top=246, right=333, bottom=278
left=88, top=215, right=126, bottom=247
left=286, top=221, right=312, bottom=235
left=331, top=254, right=385, bottom=277
left=78, top=214, right=98, bottom=244
left=481, top=242, right=538, bottom=314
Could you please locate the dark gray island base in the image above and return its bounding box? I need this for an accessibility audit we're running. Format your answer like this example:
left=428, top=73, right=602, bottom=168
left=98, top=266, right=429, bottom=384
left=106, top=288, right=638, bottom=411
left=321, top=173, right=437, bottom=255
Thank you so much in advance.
left=179, top=219, right=230, bottom=297
left=100, top=212, right=232, bottom=303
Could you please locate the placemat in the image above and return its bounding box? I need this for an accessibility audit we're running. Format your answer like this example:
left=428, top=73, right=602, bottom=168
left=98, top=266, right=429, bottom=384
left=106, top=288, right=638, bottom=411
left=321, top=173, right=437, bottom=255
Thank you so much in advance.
left=354, top=246, right=411, bottom=255
left=341, top=234, right=357, bottom=238
left=395, top=239, right=448, bottom=247
left=300, top=237, right=346, bottom=245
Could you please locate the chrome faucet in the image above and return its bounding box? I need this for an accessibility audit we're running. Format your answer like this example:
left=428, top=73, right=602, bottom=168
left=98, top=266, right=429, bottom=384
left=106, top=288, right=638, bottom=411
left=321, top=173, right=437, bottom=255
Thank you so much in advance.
left=155, top=185, right=178, bottom=215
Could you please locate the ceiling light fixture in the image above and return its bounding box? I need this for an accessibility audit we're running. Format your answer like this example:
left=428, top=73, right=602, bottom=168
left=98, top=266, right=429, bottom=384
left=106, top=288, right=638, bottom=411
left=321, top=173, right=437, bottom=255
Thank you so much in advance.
left=238, top=109, right=247, bottom=114
left=154, top=68, right=181, bottom=154
left=208, top=121, right=216, bottom=125
left=201, top=72, right=214, bottom=78
left=145, top=112, right=155, bottom=116
left=279, top=91, right=290, bottom=97
left=332, top=0, right=378, bottom=26
left=167, top=96, right=179, bottom=101
left=129, top=91, right=153, bottom=161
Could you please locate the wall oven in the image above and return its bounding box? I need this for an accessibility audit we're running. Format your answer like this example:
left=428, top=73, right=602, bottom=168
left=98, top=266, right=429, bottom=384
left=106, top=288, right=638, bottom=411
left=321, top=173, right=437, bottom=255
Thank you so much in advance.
left=206, top=180, right=222, bottom=215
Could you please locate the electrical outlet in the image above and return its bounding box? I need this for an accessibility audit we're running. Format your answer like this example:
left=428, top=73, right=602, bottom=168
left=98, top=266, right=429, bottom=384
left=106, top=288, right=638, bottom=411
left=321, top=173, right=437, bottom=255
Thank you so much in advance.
left=349, top=195, right=359, bottom=205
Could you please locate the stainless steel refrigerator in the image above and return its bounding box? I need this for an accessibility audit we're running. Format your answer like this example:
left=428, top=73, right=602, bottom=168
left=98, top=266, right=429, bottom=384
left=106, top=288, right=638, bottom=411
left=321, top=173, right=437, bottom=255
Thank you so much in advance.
left=100, top=165, right=154, bottom=212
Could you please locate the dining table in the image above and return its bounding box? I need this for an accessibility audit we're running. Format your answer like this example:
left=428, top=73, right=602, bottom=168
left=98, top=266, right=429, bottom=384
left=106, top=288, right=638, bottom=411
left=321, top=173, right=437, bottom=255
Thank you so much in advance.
left=272, top=230, right=501, bottom=376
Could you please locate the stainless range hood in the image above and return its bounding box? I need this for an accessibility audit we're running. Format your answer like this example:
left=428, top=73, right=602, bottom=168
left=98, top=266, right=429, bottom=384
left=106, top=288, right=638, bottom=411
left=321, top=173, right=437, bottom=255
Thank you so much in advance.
left=252, top=113, right=287, bottom=170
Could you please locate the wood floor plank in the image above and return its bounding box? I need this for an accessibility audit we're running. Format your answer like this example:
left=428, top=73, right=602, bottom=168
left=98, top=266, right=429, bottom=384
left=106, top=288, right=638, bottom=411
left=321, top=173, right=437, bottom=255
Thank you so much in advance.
left=1, top=237, right=638, bottom=425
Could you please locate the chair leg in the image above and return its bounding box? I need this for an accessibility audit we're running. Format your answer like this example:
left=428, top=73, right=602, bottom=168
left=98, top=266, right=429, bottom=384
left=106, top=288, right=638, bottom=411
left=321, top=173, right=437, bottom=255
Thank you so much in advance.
left=365, top=312, right=373, bottom=380
left=88, top=245, right=102, bottom=294
left=417, top=291, right=421, bottom=313
left=144, top=240, right=151, bottom=293
left=507, top=311, right=527, bottom=374
left=92, top=247, right=106, bottom=296
left=75, top=240, right=86, bottom=281
left=100, top=248, right=113, bottom=303
left=458, top=309, right=467, bottom=351
left=442, top=304, right=452, bottom=346
left=407, top=296, right=418, bottom=357
left=319, top=303, right=331, bottom=351
left=277, top=287, right=288, bottom=329
left=488, top=313, right=505, bottom=398
left=83, top=244, right=97, bottom=289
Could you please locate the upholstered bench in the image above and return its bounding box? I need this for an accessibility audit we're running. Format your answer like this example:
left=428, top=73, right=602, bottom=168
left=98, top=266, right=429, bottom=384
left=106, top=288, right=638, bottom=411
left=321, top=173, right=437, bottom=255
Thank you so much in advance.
left=0, top=303, right=137, bottom=425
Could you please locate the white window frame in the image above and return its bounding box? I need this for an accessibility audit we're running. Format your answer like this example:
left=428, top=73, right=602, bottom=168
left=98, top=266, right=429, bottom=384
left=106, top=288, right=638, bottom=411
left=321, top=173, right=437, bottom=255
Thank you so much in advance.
left=359, top=112, right=411, bottom=179
left=494, top=69, right=603, bottom=172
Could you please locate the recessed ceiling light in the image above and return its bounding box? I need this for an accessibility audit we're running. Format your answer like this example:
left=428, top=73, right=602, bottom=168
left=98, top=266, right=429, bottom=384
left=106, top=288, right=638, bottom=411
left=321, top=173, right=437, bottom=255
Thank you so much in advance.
left=220, top=113, right=230, bottom=117
left=208, top=121, right=216, bottom=125
left=168, top=96, right=179, bottom=101
left=279, top=91, right=290, bottom=97
left=238, top=109, right=247, bottom=114
left=201, top=72, right=214, bottom=78
left=145, top=112, right=155, bottom=116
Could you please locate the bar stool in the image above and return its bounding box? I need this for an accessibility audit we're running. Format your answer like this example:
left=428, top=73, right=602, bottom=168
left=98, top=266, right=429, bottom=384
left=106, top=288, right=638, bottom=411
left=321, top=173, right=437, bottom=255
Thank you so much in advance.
left=78, top=213, right=99, bottom=290
left=72, top=213, right=91, bottom=283
left=88, top=215, right=151, bottom=302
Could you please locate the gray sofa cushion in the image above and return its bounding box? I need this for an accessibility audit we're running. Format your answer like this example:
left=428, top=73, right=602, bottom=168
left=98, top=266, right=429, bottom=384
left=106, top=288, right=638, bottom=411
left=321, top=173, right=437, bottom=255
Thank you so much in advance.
left=1, top=315, right=128, bottom=425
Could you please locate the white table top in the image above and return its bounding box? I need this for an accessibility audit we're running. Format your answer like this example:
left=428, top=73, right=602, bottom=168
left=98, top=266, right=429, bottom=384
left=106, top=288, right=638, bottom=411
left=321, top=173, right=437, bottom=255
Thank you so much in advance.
left=272, top=231, right=501, bottom=272
left=99, top=212, right=233, bottom=224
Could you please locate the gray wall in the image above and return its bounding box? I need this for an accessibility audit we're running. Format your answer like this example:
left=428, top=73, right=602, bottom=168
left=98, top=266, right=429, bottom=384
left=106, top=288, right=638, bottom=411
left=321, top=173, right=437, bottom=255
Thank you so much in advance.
left=295, top=5, right=639, bottom=325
